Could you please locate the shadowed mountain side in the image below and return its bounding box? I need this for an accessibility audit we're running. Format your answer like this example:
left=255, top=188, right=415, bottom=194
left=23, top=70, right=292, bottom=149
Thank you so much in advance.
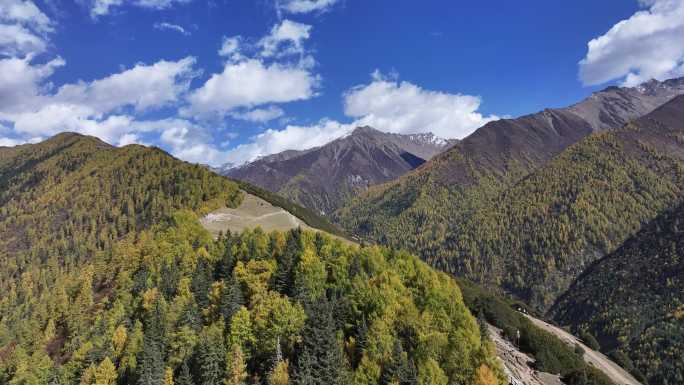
left=226, top=126, right=456, bottom=214
left=551, top=198, right=684, bottom=385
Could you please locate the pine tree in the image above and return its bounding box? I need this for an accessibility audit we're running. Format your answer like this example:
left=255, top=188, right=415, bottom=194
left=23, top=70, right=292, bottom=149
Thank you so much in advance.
left=351, top=314, right=369, bottom=369
left=294, top=297, right=350, bottom=385
left=137, top=301, right=167, bottom=385
left=477, top=309, right=489, bottom=342
left=220, top=279, right=244, bottom=326
left=175, top=361, right=195, bottom=385
left=216, top=234, right=235, bottom=281
left=380, top=340, right=417, bottom=385
left=197, top=324, right=226, bottom=385
left=192, top=259, right=213, bottom=310
left=273, top=228, right=302, bottom=296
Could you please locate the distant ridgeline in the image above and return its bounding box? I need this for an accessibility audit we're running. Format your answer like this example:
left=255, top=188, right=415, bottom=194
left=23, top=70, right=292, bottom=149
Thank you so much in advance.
left=0, top=133, right=503, bottom=385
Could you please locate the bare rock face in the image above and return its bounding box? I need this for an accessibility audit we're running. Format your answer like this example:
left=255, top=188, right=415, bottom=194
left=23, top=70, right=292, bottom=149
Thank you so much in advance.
left=223, top=126, right=456, bottom=215
left=568, top=77, right=684, bottom=131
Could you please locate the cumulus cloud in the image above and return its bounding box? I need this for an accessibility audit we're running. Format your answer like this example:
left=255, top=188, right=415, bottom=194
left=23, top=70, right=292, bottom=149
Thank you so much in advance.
left=230, top=106, right=285, bottom=123
left=0, top=0, right=53, bottom=33
left=54, top=57, right=197, bottom=114
left=184, top=59, right=319, bottom=118
left=0, top=54, right=220, bottom=162
left=219, top=36, right=242, bottom=59
left=153, top=22, right=190, bottom=36
left=345, top=71, right=498, bottom=138
left=0, top=55, right=65, bottom=114
left=223, top=71, right=498, bottom=165
left=0, top=24, right=47, bottom=56
left=276, top=0, right=338, bottom=14
left=0, top=0, right=54, bottom=57
left=90, top=0, right=192, bottom=18
left=185, top=20, right=319, bottom=119
left=259, top=20, right=311, bottom=58
left=225, top=119, right=352, bottom=164
left=579, top=0, right=684, bottom=86
left=0, top=11, right=325, bottom=166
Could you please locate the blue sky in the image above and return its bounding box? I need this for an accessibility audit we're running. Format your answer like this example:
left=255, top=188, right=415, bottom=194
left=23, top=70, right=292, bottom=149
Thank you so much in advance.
left=1, top=0, right=683, bottom=165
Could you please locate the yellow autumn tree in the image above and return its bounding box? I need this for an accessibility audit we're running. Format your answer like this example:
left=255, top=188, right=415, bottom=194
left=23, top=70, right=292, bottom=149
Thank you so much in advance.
left=94, top=357, right=117, bottom=385
left=225, top=344, right=248, bottom=385
left=472, top=364, right=498, bottom=385
left=267, top=360, right=289, bottom=385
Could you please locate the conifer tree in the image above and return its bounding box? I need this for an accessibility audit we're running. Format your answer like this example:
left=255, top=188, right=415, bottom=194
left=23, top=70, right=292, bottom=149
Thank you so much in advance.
left=273, top=228, right=302, bottom=296
left=197, top=324, right=226, bottom=385
left=137, top=301, right=167, bottom=385
left=192, top=259, right=213, bottom=310
left=220, top=279, right=244, bottom=326
left=380, top=340, right=417, bottom=385
left=175, top=361, right=195, bottom=385
left=294, top=297, right=350, bottom=385
left=477, top=309, right=489, bottom=342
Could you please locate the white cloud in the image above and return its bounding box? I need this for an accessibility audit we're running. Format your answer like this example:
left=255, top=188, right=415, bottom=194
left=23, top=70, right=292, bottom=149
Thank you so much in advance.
left=0, top=55, right=216, bottom=162
left=154, top=22, right=190, bottom=36
left=258, top=20, right=311, bottom=58
left=0, top=23, right=47, bottom=56
left=11, top=104, right=134, bottom=142
left=90, top=0, right=192, bottom=18
left=54, top=56, right=197, bottom=114
left=0, top=55, right=65, bottom=115
left=230, top=106, right=285, bottom=122
left=223, top=71, right=498, bottom=165
left=344, top=71, right=498, bottom=138
left=276, top=0, right=338, bottom=14
left=0, top=137, right=21, bottom=146
left=186, top=20, right=318, bottom=119
left=579, top=0, right=684, bottom=86
left=140, top=118, right=230, bottom=164
left=184, top=59, right=319, bottom=118
left=0, top=1, right=54, bottom=57
left=225, top=119, right=352, bottom=164
left=0, top=0, right=53, bottom=33
left=219, top=36, right=242, bottom=59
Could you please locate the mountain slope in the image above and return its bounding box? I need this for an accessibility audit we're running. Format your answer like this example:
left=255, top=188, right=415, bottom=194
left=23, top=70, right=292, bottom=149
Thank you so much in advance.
left=0, top=132, right=243, bottom=270
left=225, top=126, right=456, bottom=214
left=0, top=133, right=503, bottom=385
left=338, top=90, right=684, bottom=311
left=551, top=200, right=684, bottom=385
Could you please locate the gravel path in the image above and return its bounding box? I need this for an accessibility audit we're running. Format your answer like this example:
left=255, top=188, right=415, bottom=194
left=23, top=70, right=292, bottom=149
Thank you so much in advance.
left=524, top=315, right=642, bottom=385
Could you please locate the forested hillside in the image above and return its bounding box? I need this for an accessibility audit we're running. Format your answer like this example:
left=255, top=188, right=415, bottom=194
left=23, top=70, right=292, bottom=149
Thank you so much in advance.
left=551, top=200, right=684, bottom=385
left=0, top=132, right=243, bottom=272
left=0, top=133, right=502, bottom=385
left=338, top=94, right=684, bottom=311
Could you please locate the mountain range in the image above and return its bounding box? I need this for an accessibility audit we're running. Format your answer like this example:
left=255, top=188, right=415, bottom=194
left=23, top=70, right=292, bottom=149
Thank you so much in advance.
left=0, top=133, right=503, bottom=385
left=227, top=78, right=684, bottom=219
left=3, top=73, right=684, bottom=385
left=224, top=126, right=457, bottom=214
left=221, top=77, right=684, bottom=385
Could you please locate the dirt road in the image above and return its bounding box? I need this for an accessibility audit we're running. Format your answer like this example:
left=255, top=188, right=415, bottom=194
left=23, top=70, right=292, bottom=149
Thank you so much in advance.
left=524, top=315, right=642, bottom=385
